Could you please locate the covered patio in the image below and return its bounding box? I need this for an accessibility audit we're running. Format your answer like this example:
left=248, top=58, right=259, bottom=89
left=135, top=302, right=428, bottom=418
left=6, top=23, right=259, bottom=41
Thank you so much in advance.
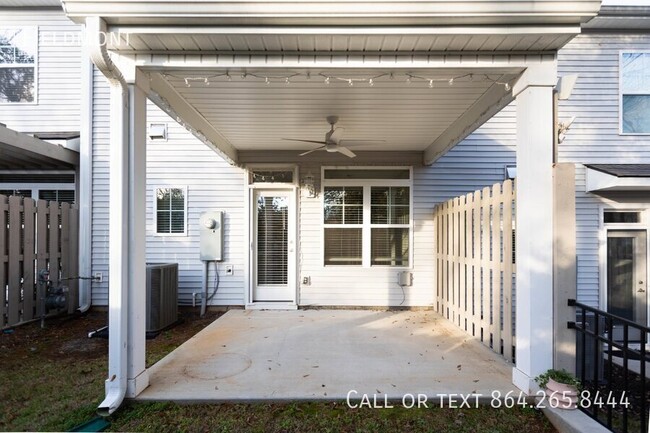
left=60, top=0, right=602, bottom=414
left=139, top=309, right=517, bottom=402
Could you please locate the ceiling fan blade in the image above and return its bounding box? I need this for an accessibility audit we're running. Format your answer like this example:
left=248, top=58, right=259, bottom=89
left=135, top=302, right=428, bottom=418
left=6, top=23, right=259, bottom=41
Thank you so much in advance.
left=337, top=146, right=357, bottom=158
left=299, top=145, right=327, bottom=156
left=329, top=127, right=345, bottom=144
left=283, top=138, right=328, bottom=145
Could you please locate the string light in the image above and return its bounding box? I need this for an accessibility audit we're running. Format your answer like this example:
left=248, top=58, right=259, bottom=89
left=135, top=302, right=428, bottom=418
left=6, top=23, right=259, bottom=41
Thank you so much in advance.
left=164, top=71, right=513, bottom=91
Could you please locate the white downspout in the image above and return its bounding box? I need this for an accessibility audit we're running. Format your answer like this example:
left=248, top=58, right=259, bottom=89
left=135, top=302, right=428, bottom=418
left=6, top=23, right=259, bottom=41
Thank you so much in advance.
left=78, top=29, right=94, bottom=313
left=85, top=16, right=130, bottom=416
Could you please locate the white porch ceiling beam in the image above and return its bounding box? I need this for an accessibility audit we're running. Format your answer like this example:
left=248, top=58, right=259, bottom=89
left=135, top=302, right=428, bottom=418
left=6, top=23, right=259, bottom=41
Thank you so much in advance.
left=423, top=80, right=516, bottom=165
left=108, top=25, right=582, bottom=36
left=147, top=73, right=239, bottom=165
left=129, top=54, right=544, bottom=70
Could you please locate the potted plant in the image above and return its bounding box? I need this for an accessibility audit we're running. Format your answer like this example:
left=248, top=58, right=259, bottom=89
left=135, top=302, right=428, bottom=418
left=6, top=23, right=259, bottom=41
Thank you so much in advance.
left=534, top=369, right=581, bottom=410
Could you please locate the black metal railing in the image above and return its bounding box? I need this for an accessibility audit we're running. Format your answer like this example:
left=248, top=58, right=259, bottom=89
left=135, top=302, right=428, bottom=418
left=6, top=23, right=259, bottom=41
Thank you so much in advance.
left=568, top=299, right=649, bottom=433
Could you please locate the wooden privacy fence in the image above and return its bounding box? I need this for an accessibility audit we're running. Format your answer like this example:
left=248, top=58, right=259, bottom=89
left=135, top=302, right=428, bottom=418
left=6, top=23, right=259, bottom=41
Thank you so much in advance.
left=433, top=180, right=516, bottom=362
left=1, top=194, right=79, bottom=329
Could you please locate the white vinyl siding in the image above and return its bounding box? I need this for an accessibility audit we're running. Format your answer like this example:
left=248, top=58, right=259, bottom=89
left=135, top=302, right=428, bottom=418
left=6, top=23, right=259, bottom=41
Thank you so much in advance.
left=91, top=73, right=246, bottom=306
left=557, top=34, right=650, bottom=307
left=0, top=11, right=81, bottom=134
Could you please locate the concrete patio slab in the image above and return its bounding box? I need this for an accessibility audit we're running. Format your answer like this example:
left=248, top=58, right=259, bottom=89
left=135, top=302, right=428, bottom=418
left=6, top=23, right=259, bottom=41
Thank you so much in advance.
left=137, top=309, right=519, bottom=402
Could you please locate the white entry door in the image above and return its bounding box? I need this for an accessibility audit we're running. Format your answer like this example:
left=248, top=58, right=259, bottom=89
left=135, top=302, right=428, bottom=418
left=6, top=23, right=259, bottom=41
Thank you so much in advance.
left=607, top=230, right=648, bottom=342
left=252, top=189, right=295, bottom=302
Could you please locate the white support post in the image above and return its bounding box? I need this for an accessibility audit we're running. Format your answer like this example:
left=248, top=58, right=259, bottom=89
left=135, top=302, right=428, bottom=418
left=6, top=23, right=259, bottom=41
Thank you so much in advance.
left=126, top=78, right=149, bottom=397
left=512, top=83, right=556, bottom=393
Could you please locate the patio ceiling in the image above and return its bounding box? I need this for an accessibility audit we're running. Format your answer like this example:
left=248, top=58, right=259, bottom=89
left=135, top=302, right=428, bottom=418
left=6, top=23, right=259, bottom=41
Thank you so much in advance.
left=154, top=67, right=522, bottom=154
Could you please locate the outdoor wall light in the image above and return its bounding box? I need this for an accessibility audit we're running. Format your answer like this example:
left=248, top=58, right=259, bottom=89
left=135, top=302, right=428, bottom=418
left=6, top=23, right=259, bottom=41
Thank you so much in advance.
left=303, top=172, right=316, bottom=198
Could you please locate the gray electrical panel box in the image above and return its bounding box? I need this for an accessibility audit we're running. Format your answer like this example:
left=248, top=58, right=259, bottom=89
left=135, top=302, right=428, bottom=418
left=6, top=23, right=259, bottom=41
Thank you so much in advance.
left=398, top=271, right=413, bottom=287
left=199, top=211, right=224, bottom=261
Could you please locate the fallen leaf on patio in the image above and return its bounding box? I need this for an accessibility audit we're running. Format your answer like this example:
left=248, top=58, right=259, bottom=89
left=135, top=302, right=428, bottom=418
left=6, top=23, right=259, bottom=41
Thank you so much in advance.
left=303, top=374, right=309, bottom=378
left=312, top=365, right=319, bottom=368
left=457, top=364, right=462, bottom=370
left=391, top=384, right=396, bottom=387
left=376, top=389, right=381, bottom=393
left=473, top=380, right=479, bottom=383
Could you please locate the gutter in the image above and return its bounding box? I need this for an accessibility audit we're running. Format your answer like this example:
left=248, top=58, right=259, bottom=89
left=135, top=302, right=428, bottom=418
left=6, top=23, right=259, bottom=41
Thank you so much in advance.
left=85, top=16, right=129, bottom=417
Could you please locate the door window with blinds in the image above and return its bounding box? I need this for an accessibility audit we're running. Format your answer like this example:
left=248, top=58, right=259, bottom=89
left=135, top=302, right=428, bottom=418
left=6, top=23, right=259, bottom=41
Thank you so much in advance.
left=256, top=195, right=289, bottom=285
left=322, top=168, right=412, bottom=267
left=155, top=187, right=186, bottom=235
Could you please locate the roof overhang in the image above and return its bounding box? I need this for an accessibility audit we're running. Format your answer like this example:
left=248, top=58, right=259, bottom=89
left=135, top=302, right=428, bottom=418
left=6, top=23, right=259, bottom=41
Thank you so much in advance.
left=63, top=1, right=602, bottom=166
left=585, top=164, right=650, bottom=192
left=61, top=1, right=601, bottom=26
left=0, top=125, right=79, bottom=170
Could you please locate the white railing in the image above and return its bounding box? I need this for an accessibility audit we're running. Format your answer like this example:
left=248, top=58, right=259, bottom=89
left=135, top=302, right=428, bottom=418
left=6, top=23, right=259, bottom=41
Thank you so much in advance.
left=433, top=180, right=516, bottom=362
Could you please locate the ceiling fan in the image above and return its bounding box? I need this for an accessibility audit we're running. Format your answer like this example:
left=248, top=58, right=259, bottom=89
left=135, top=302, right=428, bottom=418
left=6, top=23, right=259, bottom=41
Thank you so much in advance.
left=283, top=115, right=384, bottom=158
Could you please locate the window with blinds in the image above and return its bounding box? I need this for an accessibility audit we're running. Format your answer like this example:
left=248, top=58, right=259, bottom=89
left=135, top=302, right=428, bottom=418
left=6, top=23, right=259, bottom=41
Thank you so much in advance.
left=0, top=189, right=32, bottom=198
left=323, top=186, right=363, bottom=265
left=322, top=169, right=411, bottom=267
left=257, top=196, right=288, bottom=284
left=156, top=187, right=186, bottom=235
left=39, top=189, right=75, bottom=204
left=370, top=187, right=410, bottom=266
left=0, top=27, right=37, bottom=103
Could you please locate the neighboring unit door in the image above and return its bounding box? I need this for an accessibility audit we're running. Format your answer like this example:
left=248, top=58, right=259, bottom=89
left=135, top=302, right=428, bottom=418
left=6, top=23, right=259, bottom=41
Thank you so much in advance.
left=607, top=230, right=648, bottom=342
left=253, top=189, right=295, bottom=302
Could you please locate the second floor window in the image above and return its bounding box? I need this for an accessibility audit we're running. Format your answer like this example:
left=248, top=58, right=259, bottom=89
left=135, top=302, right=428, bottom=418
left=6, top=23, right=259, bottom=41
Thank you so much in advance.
left=621, top=52, right=650, bottom=134
left=0, top=27, right=37, bottom=103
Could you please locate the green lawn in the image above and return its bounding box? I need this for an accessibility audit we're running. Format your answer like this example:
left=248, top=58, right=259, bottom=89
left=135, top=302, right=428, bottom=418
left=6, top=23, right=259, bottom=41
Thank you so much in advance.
left=0, top=310, right=556, bottom=432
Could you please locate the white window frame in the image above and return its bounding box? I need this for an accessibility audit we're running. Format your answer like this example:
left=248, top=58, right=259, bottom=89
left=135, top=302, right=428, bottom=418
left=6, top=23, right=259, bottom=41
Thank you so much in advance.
left=619, top=50, right=650, bottom=136
left=598, top=204, right=650, bottom=316
left=0, top=26, right=38, bottom=105
left=153, top=185, right=188, bottom=237
left=321, top=166, right=413, bottom=269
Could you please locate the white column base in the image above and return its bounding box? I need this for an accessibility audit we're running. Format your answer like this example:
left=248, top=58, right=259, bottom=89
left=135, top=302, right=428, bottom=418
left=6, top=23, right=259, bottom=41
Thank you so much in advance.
left=512, top=367, right=537, bottom=394
left=126, top=370, right=150, bottom=398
